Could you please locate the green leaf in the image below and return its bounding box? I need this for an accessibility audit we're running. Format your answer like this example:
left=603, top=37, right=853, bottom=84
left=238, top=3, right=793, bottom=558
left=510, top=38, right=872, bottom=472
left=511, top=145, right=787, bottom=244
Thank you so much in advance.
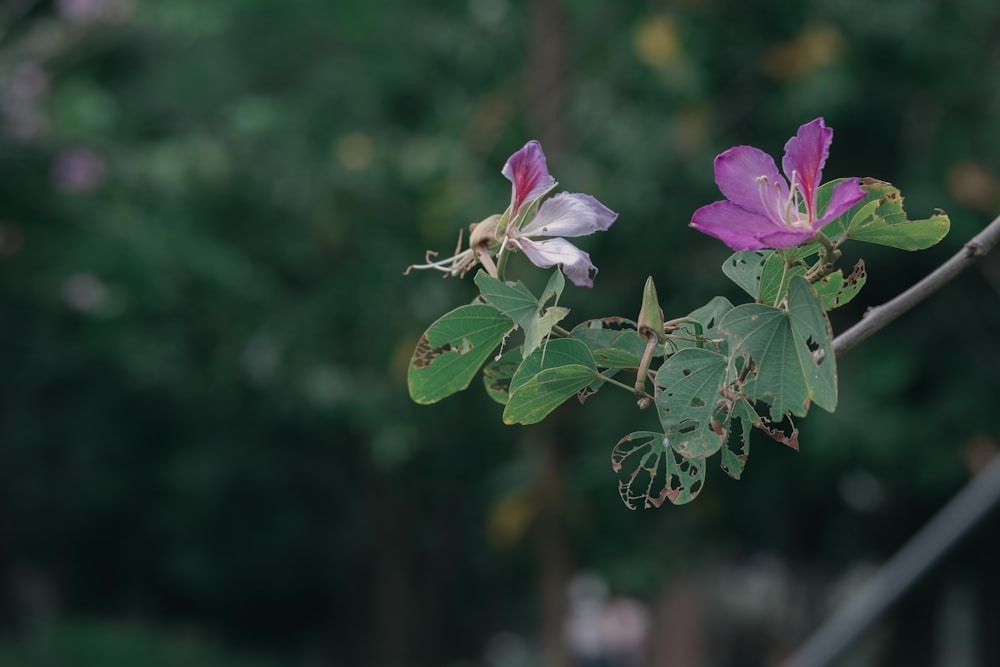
left=721, top=398, right=758, bottom=480
left=815, top=259, right=867, bottom=310
left=474, top=270, right=537, bottom=322
left=539, top=269, right=565, bottom=307
left=474, top=270, right=569, bottom=359
left=819, top=178, right=950, bottom=250
left=718, top=276, right=837, bottom=419
left=654, top=348, right=730, bottom=458
left=408, top=304, right=514, bottom=404
left=668, top=296, right=734, bottom=354
left=785, top=277, right=837, bottom=414
left=815, top=178, right=873, bottom=244
left=571, top=318, right=649, bottom=367
left=611, top=431, right=706, bottom=508
left=482, top=347, right=522, bottom=405
left=503, top=338, right=598, bottom=425
left=758, top=251, right=807, bottom=306
left=722, top=250, right=773, bottom=299
left=590, top=347, right=644, bottom=368
left=686, top=296, right=734, bottom=332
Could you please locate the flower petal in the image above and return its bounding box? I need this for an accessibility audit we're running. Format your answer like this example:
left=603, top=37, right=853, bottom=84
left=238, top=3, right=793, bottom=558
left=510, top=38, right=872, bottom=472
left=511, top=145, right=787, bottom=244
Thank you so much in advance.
left=814, top=177, right=867, bottom=227
left=782, top=117, right=831, bottom=218
left=512, top=237, right=597, bottom=287
left=755, top=226, right=818, bottom=249
left=690, top=200, right=812, bottom=251
left=519, top=192, right=617, bottom=238
left=502, top=140, right=556, bottom=217
left=714, top=146, right=788, bottom=221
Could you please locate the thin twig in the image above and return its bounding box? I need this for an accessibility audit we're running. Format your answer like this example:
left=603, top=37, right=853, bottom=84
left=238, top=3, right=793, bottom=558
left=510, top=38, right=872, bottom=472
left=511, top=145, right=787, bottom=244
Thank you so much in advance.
left=833, top=212, right=1000, bottom=357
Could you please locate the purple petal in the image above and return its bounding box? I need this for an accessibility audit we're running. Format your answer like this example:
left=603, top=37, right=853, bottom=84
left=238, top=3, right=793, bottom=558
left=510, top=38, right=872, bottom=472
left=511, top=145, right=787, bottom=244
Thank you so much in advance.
left=502, top=140, right=556, bottom=216
left=754, top=226, right=817, bottom=249
left=519, top=192, right=617, bottom=238
left=782, top=118, right=831, bottom=218
left=690, top=200, right=791, bottom=251
left=512, top=237, right=597, bottom=287
left=814, top=177, right=867, bottom=227
left=714, top=146, right=788, bottom=221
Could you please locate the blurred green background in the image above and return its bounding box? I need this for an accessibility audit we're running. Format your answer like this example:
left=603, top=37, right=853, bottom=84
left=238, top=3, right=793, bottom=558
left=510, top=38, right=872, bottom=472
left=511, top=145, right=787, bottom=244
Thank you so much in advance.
left=0, top=0, right=998, bottom=665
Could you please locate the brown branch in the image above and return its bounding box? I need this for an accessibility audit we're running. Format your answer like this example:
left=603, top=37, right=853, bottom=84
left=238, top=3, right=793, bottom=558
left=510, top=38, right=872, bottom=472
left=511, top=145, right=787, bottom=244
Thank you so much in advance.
left=833, top=212, right=1000, bottom=357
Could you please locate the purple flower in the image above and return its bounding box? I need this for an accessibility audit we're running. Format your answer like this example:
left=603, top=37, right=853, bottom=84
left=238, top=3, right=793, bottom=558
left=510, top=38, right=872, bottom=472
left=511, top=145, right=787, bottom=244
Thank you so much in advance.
left=506, top=191, right=617, bottom=287
left=405, top=140, right=617, bottom=287
left=690, top=118, right=865, bottom=251
left=502, top=139, right=557, bottom=218
left=501, top=141, right=617, bottom=287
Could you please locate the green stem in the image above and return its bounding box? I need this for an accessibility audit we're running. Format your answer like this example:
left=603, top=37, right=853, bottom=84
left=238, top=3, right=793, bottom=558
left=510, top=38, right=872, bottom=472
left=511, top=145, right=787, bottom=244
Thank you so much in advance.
left=494, top=244, right=511, bottom=281
left=633, top=335, right=657, bottom=398
left=552, top=325, right=572, bottom=337
left=771, top=249, right=791, bottom=306
left=807, top=231, right=842, bottom=282
left=598, top=372, right=645, bottom=396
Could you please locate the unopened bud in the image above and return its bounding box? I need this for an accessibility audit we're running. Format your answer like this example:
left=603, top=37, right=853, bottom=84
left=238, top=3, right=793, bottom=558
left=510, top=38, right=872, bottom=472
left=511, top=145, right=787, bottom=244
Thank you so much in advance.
left=639, top=276, right=667, bottom=343
left=637, top=276, right=666, bottom=343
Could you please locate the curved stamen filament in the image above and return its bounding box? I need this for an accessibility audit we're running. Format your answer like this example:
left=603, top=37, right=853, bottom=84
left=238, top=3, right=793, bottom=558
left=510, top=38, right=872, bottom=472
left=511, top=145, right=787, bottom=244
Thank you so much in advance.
left=756, top=175, right=787, bottom=225
left=404, top=248, right=475, bottom=275
left=784, top=170, right=808, bottom=228
left=756, top=172, right=810, bottom=231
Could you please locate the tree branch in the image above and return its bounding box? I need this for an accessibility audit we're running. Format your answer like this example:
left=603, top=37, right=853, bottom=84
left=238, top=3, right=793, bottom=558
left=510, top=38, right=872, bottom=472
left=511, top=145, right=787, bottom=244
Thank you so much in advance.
left=833, top=212, right=1000, bottom=356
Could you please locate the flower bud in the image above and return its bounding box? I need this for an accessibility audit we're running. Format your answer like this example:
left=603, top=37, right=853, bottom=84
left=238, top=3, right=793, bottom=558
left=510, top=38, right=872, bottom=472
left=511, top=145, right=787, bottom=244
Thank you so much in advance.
left=637, top=276, right=666, bottom=343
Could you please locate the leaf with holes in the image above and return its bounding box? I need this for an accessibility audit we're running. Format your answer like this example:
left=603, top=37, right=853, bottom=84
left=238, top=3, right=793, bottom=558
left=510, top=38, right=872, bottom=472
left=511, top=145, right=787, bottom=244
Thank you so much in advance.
left=408, top=304, right=514, bottom=404
left=668, top=296, right=734, bottom=354
left=474, top=270, right=569, bottom=359
left=611, top=431, right=706, bottom=508
left=818, top=178, right=950, bottom=250
left=719, top=276, right=836, bottom=419
left=654, top=348, right=731, bottom=458
left=687, top=296, right=734, bottom=334
left=482, top=347, right=522, bottom=404
left=503, top=338, right=598, bottom=425
left=722, top=250, right=773, bottom=299
left=758, top=251, right=807, bottom=307
left=720, top=398, right=759, bottom=479
left=815, top=260, right=867, bottom=310
left=571, top=318, right=648, bottom=368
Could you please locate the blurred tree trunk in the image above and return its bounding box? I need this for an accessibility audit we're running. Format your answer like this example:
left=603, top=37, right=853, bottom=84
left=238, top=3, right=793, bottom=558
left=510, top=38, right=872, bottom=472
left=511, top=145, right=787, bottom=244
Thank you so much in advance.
left=649, top=578, right=707, bottom=667
left=528, top=2, right=571, bottom=664
left=372, top=485, right=417, bottom=666
left=528, top=0, right=568, bottom=156
left=533, top=426, right=572, bottom=667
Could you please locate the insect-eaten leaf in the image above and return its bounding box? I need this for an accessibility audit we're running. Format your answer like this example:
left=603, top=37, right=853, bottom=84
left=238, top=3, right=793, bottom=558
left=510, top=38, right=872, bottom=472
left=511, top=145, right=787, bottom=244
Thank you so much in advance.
left=720, top=398, right=759, bottom=479
left=408, top=304, right=514, bottom=404
left=475, top=270, right=569, bottom=359
left=818, top=178, right=950, bottom=250
left=611, top=431, right=706, bottom=508
left=665, top=296, right=735, bottom=356
left=815, top=260, right=866, bottom=310
left=719, top=276, right=836, bottom=420
left=503, top=338, right=598, bottom=425
left=482, top=347, right=522, bottom=405
left=755, top=412, right=800, bottom=450
left=654, top=348, right=731, bottom=459
left=571, top=317, right=649, bottom=368
left=722, top=249, right=773, bottom=300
